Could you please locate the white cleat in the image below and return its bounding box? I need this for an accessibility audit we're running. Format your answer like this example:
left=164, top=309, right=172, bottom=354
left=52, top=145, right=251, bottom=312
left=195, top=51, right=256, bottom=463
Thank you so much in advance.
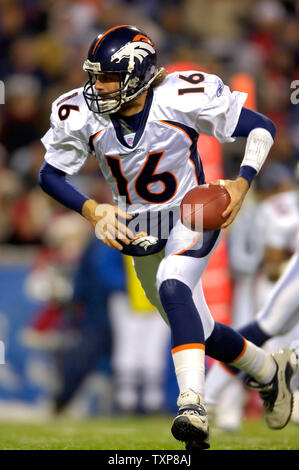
left=171, top=389, right=210, bottom=450
left=215, top=380, right=245, bottom=433
left=246, top=348, right=298, bottom=429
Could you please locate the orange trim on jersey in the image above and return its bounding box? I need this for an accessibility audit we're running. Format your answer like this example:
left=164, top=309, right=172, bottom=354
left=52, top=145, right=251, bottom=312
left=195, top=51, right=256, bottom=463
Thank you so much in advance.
left=230, top=339, right=247, bottom=364
left=172, top=343, right=205, bottom=354
left=159, top=121, right=199, bottom=185
left=159, top=121, right=192, bottom=144
left=92, top=130, right=103, bottom=143
left=171, top=232, right=201, bottom=256
left=92, top=25, right=131, bottom=55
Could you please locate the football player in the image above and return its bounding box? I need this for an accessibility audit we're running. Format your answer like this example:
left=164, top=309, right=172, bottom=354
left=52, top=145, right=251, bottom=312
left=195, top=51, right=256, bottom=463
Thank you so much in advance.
left=206, top=178, right=299, bottom=427
left=39, top=25, right=297, bottom=449
left=205, top=246, right=299, bottom=424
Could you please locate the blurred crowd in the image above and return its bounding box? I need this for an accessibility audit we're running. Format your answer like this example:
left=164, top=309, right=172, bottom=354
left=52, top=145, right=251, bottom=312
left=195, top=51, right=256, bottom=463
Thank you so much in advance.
left=0, top=0, right=298, bottom=419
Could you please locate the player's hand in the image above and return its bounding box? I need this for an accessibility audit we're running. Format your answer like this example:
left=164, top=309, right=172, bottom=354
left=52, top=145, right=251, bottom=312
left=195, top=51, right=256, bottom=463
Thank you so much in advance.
left=210, top=177, right=249, bottom=228
left=82, top=199, right=134, bottom=250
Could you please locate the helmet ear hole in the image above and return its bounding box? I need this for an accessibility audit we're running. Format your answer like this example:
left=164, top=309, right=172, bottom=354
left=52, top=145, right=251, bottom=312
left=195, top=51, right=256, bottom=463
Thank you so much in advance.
left=82, top=25, right=158, bottom=113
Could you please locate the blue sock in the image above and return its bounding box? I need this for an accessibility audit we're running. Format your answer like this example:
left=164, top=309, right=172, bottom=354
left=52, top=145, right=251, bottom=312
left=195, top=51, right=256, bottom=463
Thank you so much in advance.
left=159, top=279, right=205, bottom=350
left=205, top=322, right=245, bottom=363
left=221, top=320, right=271, bottom=375
left=238, top=320, right=271, bottom=347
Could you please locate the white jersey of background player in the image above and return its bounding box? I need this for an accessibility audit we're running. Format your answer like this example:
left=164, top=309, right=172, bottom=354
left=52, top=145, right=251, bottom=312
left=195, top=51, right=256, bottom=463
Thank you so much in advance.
left=206, top=240, right=299, bottom=428
left=40, top=26, right=295, bottom=449
left=228, top=165, right=299, bottom=332
left=205, top=165, right=299, bottom=430
left=254, top=167, right=299, bottom=350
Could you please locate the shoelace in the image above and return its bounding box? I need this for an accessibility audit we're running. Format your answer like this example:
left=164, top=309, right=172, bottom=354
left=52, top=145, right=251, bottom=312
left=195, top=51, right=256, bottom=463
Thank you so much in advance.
left=259, top=386, right=276, bottom=411
left=179, top=404, right=206, bottom=417
left=181, top=409, right=201, bottom=416
left=246, top=378, right=276, bottom=412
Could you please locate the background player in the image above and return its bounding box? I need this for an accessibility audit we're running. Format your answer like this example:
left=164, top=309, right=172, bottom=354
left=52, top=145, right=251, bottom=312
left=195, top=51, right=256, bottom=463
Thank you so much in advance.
left=39, top=25, right=297, bottom=449
left=205, top=163, right=299, bottom=429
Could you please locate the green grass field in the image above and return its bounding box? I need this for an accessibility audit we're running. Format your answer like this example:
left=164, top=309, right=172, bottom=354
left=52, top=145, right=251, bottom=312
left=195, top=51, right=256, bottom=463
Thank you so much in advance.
left=0, top=416, right=298, bottom=450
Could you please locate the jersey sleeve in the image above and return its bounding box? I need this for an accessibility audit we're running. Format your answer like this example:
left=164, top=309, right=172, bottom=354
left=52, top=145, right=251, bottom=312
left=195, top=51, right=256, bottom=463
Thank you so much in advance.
left=41, top=90, right=91, bottom=175
left=194, top=74, right=248, bottom=143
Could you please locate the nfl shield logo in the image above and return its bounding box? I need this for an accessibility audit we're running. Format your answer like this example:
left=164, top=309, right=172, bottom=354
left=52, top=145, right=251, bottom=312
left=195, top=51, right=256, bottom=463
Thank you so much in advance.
left=125, top=134, right=134, bottom=146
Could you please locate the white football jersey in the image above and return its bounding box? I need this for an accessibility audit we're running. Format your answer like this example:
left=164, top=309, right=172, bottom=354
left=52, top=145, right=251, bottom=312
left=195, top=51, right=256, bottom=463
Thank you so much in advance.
left=255, top=190, right=299, bottom=253
left=41, top=71, right=247, bottom=216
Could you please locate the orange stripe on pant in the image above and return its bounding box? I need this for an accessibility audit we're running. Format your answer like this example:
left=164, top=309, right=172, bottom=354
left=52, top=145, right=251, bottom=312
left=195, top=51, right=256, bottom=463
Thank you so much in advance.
left=172, top=343, right=205, bottom=354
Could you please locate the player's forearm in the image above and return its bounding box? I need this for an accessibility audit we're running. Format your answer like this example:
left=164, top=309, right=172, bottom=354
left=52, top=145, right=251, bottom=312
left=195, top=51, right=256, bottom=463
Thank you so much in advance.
left=39, top=161, right=89, bottom=213
left=233, top=108, right=276, bottom=187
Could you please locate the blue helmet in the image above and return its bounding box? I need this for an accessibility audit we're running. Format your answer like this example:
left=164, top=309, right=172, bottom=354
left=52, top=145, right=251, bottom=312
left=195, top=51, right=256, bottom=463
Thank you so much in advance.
left=83, top=25, right=159, bottom=114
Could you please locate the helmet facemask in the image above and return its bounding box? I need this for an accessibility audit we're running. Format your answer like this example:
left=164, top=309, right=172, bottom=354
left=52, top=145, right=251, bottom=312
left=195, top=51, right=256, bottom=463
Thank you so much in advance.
left=83, top=65, right=127, bottom=114
left=83, top=39, right=160, bottom=114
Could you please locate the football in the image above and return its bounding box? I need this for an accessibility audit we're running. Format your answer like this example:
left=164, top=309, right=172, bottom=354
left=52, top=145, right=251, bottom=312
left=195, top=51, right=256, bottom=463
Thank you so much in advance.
left=180, top=184, right=231, bottom=231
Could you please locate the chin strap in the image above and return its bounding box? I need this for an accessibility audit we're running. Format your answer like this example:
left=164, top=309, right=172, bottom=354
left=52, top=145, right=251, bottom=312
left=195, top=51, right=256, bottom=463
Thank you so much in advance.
left=121, top=67, right=163, bottom=105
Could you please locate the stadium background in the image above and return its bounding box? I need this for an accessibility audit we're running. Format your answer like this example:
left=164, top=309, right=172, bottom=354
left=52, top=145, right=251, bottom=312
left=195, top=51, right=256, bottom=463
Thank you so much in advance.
left=0, top=0, right=298, bottom=423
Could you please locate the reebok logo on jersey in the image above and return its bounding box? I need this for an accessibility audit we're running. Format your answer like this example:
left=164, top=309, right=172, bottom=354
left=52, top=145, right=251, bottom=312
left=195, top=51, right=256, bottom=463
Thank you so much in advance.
left=216, top=80, right=224, bottom=97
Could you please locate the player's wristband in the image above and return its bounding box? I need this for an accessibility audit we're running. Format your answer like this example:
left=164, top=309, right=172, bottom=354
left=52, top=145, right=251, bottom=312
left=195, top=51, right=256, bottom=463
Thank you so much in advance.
left=241, top=127, right=274, bottom=173
left=238, top=165, right=257, bottom=186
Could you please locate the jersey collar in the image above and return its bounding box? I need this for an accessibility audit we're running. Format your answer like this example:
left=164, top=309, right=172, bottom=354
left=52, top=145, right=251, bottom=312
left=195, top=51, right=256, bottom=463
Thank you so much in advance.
left=110, top=90, right=154, bottom=149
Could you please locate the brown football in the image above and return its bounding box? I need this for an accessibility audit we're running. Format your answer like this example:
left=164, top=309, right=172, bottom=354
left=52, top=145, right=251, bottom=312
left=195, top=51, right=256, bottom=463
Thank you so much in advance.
left=180, top=184, right=231, bottom=231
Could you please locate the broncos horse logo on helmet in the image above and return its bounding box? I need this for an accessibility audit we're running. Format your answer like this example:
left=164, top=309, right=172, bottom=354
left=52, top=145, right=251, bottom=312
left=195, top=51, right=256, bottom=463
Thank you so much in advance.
left=83, top=25, right=161, bottom=114
left=111, top=40, right=155, bottom=65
